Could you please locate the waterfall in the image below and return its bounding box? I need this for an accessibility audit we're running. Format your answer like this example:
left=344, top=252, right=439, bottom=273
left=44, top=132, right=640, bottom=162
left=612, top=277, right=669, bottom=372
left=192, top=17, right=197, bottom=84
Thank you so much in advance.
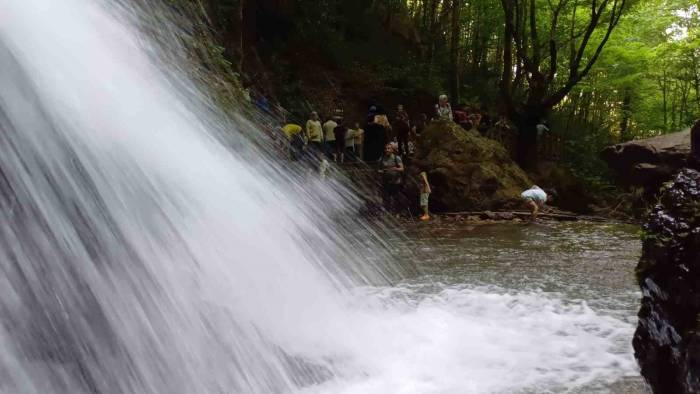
left=0, top=1, right=638, bottom=393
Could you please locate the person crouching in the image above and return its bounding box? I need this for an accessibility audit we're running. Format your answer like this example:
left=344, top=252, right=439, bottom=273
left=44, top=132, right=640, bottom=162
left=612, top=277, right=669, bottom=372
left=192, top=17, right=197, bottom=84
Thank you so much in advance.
left=521, top=185, right=553, bottom=220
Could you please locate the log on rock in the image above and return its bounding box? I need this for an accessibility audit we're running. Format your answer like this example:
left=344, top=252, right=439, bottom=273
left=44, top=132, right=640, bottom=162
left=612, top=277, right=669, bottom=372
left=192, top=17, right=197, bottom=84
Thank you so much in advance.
left=440, top=211, right=587, bottom=221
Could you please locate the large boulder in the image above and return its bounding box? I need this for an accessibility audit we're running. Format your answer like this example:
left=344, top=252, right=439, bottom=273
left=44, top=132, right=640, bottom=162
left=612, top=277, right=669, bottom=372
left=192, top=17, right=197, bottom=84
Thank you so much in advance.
left=633, top=169, right=700, bottom=393
left=410, top=121, right=532, bottom=212
left=602, top=130, right=691, bottom=191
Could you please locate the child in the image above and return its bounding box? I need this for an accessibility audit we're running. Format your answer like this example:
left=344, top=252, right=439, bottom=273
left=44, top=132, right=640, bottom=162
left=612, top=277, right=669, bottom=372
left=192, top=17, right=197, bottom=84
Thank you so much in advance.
left=419, top=171, right=431, bottom=221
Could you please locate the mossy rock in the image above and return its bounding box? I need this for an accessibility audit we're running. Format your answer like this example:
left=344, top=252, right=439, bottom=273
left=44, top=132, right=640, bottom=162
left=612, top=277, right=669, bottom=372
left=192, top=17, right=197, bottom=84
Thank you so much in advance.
left=410, top=121, right=531, bottom=212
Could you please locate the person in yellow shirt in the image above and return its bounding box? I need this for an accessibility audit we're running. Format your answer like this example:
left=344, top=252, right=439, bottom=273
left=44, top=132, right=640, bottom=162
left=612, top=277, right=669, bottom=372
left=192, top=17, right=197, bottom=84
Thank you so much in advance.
left=282, top=123, right=304, bottom=161
left=305, top=111, right=324, bottom=154
left=281, top=123, right=303, bottom=139
left=323, top=117, right=338, bottom=157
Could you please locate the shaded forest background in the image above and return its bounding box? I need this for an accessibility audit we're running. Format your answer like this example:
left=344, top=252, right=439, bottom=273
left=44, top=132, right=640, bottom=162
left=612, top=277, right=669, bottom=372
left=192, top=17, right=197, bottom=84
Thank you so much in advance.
left=198, top=0, right=699, bottom=185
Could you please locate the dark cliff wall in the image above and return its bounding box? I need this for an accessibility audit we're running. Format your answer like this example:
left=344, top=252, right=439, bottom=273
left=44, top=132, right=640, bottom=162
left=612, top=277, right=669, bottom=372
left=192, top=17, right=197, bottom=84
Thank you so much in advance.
left=634, top=168, right=700, bottom=393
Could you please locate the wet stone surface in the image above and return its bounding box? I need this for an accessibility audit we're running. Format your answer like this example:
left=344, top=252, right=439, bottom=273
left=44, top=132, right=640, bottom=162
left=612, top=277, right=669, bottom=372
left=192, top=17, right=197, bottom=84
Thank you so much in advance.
left=634, top=168, right=700, bottom=394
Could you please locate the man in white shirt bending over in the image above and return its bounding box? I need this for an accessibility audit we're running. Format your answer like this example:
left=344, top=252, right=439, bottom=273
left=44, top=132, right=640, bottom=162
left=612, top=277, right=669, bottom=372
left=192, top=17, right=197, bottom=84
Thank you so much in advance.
left=521, top=185, right=552, bottom=220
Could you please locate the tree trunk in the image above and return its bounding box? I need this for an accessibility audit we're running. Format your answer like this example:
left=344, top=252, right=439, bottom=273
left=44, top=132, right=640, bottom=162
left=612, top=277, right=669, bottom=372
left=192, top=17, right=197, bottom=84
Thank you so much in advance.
left=660, top=71, right=668, bottom=130
left=694, top=61, right=700, bottom=114
left=449, top=0, right=461, bottom=105
left=499, top=0, right=514, bottom=114
left=425, top=0, right=440, bottom=77
left=237, top=0, right=245, bottom=72
left=620, top=89, right=632, bottom=142
left=515, top=109, right=541, bottom=170
left=670, top=81, right=677, bottom=131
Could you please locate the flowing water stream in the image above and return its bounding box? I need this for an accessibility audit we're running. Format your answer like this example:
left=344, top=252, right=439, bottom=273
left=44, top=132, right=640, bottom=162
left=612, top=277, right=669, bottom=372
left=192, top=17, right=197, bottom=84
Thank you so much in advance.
left=0, top=1, right=643, bottom=393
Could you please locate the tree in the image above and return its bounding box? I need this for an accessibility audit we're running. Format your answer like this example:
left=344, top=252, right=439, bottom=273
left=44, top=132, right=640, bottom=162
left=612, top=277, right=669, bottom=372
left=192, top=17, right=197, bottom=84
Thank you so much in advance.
left=449, top=0, right=461, bottom=104
left=499, top=0, right=630, bottom=168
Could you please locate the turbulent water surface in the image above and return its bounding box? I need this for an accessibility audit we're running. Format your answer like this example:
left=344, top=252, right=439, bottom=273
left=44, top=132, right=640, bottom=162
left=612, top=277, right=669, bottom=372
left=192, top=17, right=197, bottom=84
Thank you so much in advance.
left=323, top=221, right=644, bottom=394
left=0, top=1, right=643, bottom=393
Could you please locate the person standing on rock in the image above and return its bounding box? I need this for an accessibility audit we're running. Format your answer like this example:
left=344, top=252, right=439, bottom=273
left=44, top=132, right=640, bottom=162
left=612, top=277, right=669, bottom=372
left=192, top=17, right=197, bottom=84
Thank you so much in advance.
left=352, top=122, right=365, bottom=161
left=378, top=143, right=404, bottom=214
left=333, top=117, right=347, bottom=164
left=364, top=108, right=391, bottom=162
left=323, top=116, right=338, bottom=159
left=521, top=185, right=551, bottom=221
left=306, top=111, right=324, bottom=155
left=435, top=94, right=453, bottom=121
left=419, top=171, right=431, bottom=221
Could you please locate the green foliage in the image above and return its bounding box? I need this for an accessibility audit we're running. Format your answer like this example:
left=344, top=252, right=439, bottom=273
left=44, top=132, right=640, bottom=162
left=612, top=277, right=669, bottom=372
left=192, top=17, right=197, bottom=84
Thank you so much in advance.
left=562, top=1, right=700, bottom=140
left=204, top=0, right=697, bottom=185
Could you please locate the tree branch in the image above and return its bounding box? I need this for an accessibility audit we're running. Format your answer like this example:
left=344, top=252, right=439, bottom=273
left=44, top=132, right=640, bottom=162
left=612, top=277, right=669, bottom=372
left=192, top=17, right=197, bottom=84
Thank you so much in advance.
left=530, top=0, right=540, bottom=66
left=546, top=0, right=627, bottom=108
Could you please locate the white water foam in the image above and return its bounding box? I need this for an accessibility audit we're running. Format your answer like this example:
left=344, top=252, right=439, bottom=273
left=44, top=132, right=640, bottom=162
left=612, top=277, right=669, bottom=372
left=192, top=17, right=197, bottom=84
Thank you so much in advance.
left=301, top=285, right=637, bottom=393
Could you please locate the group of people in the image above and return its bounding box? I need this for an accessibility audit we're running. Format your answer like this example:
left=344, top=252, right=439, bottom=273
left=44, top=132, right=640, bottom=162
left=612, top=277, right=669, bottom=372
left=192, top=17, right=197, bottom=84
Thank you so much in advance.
left=277, top=101, right=433, bottom=219
left=303, top=111, right=363, bottom=164
left=273, top=89, right=521, bottom=164
left=280, top=102, right=429, bottom=165
left=376, top=142, right=432, bottom=221
left=282, top=93, right=505, bottom=166
left=282, top=111, right=364, bottom=165
left=276, top=94, right=553, bottom=221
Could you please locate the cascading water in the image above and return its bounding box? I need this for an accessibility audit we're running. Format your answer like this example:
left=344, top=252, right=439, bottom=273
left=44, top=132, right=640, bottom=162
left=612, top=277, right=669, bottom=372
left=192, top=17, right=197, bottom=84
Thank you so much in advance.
left=0, top=1, right=639, bottom=393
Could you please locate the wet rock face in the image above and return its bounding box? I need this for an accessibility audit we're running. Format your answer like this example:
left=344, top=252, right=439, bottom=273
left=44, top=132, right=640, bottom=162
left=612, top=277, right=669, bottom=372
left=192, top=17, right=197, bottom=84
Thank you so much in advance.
left=634, top=168, right=700, bottom=394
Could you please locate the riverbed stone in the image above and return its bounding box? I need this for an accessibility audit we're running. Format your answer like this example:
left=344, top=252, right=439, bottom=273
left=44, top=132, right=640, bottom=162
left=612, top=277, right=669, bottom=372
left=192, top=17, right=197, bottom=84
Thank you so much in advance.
left=634, top=168, right=700, bottom=394
left=409, top=120, right=532, bottom=212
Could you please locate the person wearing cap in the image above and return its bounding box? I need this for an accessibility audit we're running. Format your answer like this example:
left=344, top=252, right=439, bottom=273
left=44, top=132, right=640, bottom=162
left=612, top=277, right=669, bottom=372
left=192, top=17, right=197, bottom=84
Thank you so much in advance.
left=367, top=105, right=378, bottom=124
left=435, top=94, right=453, bottom=121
